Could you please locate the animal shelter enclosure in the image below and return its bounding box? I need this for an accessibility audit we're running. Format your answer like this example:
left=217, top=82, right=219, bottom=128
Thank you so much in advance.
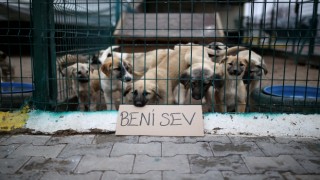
left=0, top=0, right=319, bottom=113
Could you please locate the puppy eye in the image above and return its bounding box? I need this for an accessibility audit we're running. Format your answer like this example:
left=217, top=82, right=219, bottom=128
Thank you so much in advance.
left=228, top=63, right=233, bottom=65
left=143, top=91, right=150, bottom=96
left=86, top=70, right=89, bottom=74
left=132, top=90, right=138, bottom=96
left=113, top=67, right=121, bottom=71
left=240, top=63, right=245, bottom=67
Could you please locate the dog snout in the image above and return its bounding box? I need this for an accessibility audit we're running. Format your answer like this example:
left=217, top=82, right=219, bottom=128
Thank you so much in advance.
left=124, top=76, right=132, bottom=82
left=134, top=101, right=146, bottom=107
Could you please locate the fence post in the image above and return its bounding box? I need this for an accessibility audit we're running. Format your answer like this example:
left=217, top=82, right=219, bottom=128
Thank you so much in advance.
left=308, top=0, right=319, bottom=56
left=32, top=0, right=57, bottom=110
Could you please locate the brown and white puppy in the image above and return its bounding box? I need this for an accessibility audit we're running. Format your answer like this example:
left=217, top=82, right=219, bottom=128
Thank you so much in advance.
left=100, top=56, right=140, bottom=110
left=99, top=46, right=171, bottom=77
left=206, top=42, right=247, bottom=62
left=0, top=51, right=15, bottom=82
left=214, top=56, right=248, bottom=113
left=238, top=50, right=268, bottom=95
left=62, top=63, right=100, bottom=111
left=124, top=47, right=190, bottom=107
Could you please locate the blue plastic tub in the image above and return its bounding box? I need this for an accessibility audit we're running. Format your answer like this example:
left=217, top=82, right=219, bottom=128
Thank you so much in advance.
left=1, top=82, right=34, bottom=94
left=263, top=85, right=320, bottom=99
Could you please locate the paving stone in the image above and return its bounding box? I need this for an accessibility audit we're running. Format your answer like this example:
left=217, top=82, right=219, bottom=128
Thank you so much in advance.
left=139, top=136, right=185, bottom=143
left=275, top=137, right=320, bottom=144
left=20, top=156, right=81, bottom=173
left=228, top=135, right=276, bottom=145
left=46, top=135, right=95, bottom=145
left=0, top=172, right=43, bottom=180
left=93, top=134, right=138, bottom=144
left=0, top=135, right=10, bottom=144
left=302, top=142, right=320, bottom=156
left=133, top=155, right=189, bottom=173
left=163, top=171, right=224, bottom=180
left=185, top=135, right=231, bottom=143
left=58, top=143, right=112, bottom=158
left=102, top=171, right=161, bottom=180
left=292, top=155, right=320, bottom=174
left=281, top=172, right=320, bottom=180
left=0, top=144, right=20, bottom=158
left=210, top=142, right=265, bottom=157
left=0, top=157, right=30, bottom=174
left=76, top=155, right=134, bottom=173
left=8, top=144, right=65, bottom=158
left=189, top=155, right=249, bottom=174
left=162, top=142, right=213, bottom=157
left=41, top=171, right=102, bottom=180
left=221, top=171, right=283, bottom=180
left=243, top=155, right=307, bottom=174
left=2, top=135, right=51, bottom=145
left=110, top=142, right=161, bottom=156
left=256, top=141, right=317, bottom=157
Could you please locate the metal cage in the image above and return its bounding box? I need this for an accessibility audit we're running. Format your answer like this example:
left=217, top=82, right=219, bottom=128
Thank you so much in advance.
left=0, top=0, right=319, bottom=113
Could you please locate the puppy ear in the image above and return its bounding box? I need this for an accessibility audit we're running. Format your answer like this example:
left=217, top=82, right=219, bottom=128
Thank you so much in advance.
left=124, top=60, right=133, bottom=74
left=219, top=56, right=228, bottom=64
left=100, top=61, right=112, bottom=76
left=61, top=66, right=75, bottom=77
left=89, top=66, right=95, bottom=73
left=259, top=62, right=268, bottom=75
left=123, top=84, right=132, bottom=97
left=180, top=71, right=191, bottom=89
left=152, top=90, right=162, bottom=99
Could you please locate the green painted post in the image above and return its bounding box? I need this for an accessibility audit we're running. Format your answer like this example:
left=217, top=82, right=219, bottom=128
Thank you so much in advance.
left=308, top=0, right=319, bottom=56
left=32, top=0, right=57, bottom=110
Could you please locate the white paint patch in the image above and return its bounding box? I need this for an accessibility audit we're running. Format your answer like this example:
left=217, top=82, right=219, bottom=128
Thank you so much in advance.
left=24, top=110, right=320, bottom=138
left=25, top=110, right=117, bottom=134
left=204, top=113, right=320, bottom=138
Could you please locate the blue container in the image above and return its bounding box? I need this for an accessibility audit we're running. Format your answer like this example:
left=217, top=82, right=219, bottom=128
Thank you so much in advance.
left=1, top=82, right=34, bottom=94
left=263, top=85, right=320, bottom=99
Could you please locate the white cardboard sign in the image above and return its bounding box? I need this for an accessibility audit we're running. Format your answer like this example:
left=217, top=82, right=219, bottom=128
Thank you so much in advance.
left=116, top=105, right=204, bottom=136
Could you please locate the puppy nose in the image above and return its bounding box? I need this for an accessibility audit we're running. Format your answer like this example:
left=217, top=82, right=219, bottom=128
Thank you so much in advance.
left=233, top=69, right=240, bottom=75
left=124, top=76, right=132, bottom=82
left=134, top=101, right=145, bottom=107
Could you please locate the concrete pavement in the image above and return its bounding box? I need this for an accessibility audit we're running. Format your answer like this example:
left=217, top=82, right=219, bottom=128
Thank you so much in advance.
left=0, top=134, right=319, bottom=179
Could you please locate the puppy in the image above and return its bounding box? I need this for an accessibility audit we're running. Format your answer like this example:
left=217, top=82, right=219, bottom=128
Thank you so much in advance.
left=124, top=68, right=172, bottom=107
left=124, top=47, right=190, bottom=107
left=0, top=51, right=15, bottom=82
left=99, top=46, right=171, bottom=76
left=206, top=42, right=247, bottom=62
left=57, top=54, right=91, bottom=75
left=62, top=63, right=100, bottom=111
left=100, top=56, right=139, bottom=110
left=214, top=55, right=248, bottom=113
left=178, top=62, right=222, bottom=105
left=238, top=50, right=268, bottom=95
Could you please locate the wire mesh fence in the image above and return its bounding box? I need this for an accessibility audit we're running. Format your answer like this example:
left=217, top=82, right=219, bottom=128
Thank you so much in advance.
left=0, top=0, right=319, bottom=113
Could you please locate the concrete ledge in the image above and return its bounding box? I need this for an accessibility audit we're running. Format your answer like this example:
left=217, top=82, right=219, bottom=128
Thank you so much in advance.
left=1, top=109, right=319, bottom=138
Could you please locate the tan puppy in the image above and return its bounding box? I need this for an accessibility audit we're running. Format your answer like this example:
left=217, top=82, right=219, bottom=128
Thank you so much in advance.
left=238, top=50, right=268, bottom=95
left=214, top=56, right=248, bottom=113
left=124, top=47, right=190, bottom=107
left=177, top=62, right=222, bottom=111
left=62, top=63, right=100, bottom=111
left=57, top=54, right=90, bottom=75
left=0, top=51, right=14, bottom=82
